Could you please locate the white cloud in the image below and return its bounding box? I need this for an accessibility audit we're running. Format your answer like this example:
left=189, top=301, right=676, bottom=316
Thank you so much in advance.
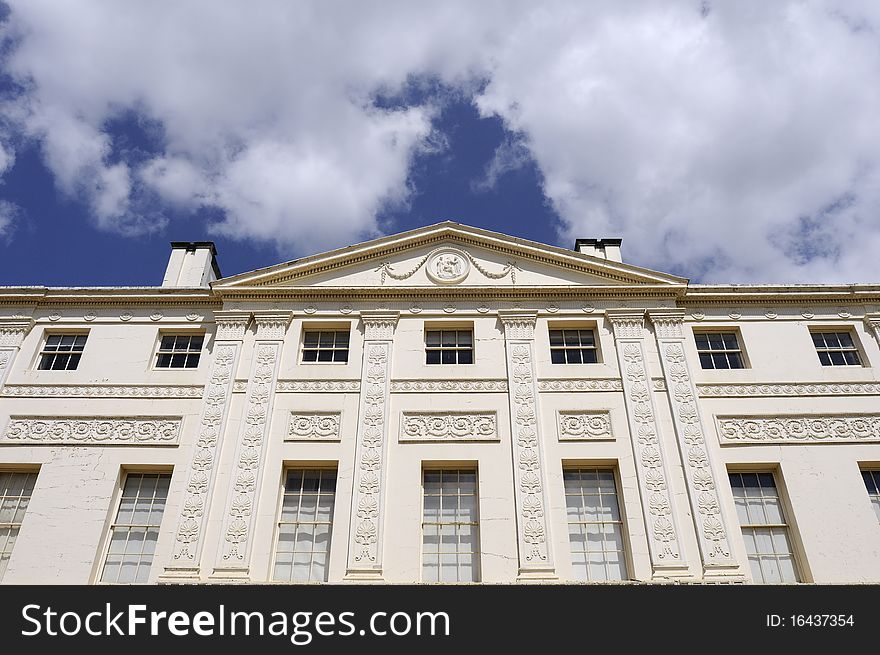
left=0, top=200, right=21, bottom=241
left=2, top=1, right=880, bottom=281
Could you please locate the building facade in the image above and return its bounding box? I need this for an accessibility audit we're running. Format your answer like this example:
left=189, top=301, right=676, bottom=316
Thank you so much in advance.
left=1, top=222, right=879, bottom=585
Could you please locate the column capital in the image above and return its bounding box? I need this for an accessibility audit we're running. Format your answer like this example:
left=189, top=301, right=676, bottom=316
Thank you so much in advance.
left=498, top=311, right=537, bottom=340
left=360, top=311, right=399, bottom=341
left=213, top=311, right=251, bottom=342
left=648, top=309, right=686, bottom=340
left=605, top=309, right=645, bottom=339
left=252, top=311, right=293, bottom=341
left=864, top=313, right=880, bottom=331
left=0, top=318, right=35, bottom=348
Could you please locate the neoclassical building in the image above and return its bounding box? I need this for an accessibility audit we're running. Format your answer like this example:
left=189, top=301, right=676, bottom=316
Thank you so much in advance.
left=1, top=221, right=879, bottom=585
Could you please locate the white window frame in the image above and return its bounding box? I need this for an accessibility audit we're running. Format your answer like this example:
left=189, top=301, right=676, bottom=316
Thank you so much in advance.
left=152, top=331, right=205, bottom=370
left=271, top=467, right=337, bottom=583
left=729, top=470, right=802, bottom=583
left=563, top=466, right=629, bottom=582
left=548, top=327, right=600, bottom=365
left=693, top=330, right=747, bottom=370
left=421, top=467, right=480, bottom=583
left=36, top=331, right=89, bottom=371
left=0, top=469, right=39, bottom=581
left=300, top=330, right=351, bottom=365
left=809, top=329, right=864, bottom=367
left=424, top=328, right=474, bottom=365
left=98, top=470, right=172, bottom=584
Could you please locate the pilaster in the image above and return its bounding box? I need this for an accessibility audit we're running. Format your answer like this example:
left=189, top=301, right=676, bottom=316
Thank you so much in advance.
left=606, top=309, right=689, bottom=578
left=211, top=311, right=292, bottom=581
left=649, top=310, right=740, bottom=579
left=160, top=310, right=250, bottom=582
left=498, top=311, right=556, bottom=580
left=0, top=319, right=34, bottom=391
left=345, top=312, right=399, bottom=580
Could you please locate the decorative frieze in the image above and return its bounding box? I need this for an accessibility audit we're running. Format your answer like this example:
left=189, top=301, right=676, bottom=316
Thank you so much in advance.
left=391, top=379, right=507, bottom=393
left=2, top=417, right=181, bottom=445
left=277, top=379, right=361, bottom=393
left=607, top=310, right=685, bottom=573
left=286, top=413, right=342, bottom=441
left=698, top=382, right=880, bottom=397
left=0, top=320, right=33, bottom=348
left=500, top=312, right=554, bottom=577
left=652, top=315, right=735, bottom=570
left=362, top=312, right=400, bottom=341
left=716, top=415, right=880, bottom=444
left=1, top=384, right=205, bottom=398
left=400, top=412, right=498, bottom=442
left=537, top=378, right=623, bottom=392
left=557, top=411, right=613, bottom=441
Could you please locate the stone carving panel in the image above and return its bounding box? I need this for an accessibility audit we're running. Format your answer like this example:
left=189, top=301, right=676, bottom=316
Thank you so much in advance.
left=557, top=411, right=613, bottom=441
left=400, top=413, right=498, bottom=442
left=717, top=415, right=880, bottom=444
left=2, top=417, right=181, bottom=444
left=286, top=413, right=342, bottom=441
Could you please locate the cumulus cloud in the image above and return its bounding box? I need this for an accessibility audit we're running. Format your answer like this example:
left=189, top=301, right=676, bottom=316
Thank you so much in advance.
left=0, top=199, right=21, bottom=241
left=1, top=1, right=880, bottom=281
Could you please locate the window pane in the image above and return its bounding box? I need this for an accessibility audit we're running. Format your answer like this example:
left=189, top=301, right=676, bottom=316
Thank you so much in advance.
left=549, top=330, right=564, bottom=346
left=551, top=349, right=566, bottom=364
left=457, top=331, right=473, bottom=346
left=458, top=349, right=473, bottom=364
left=582, top=349, right=598, bottom=364
left=441, top=350, right=456, bottom=364
left=727, top=352, right=744, bottom=369
left=565, top=349, right=582, bottom=364
left=699, top=353, right=713, bottom=369
left=274, top=469, right=336, bottom=582
left=303, top=332, right=319, bottom=347
left=317, top=350, right=333, bottom=362
left=426, top=350, right=441, bottom=365
left=303, top=350, right=318, bottom=362
left=426, top=331, right=441, bottom=346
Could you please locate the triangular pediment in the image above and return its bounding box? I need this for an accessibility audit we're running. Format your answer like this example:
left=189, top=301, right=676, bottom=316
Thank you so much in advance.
left=213, top=222, right=687, bottom=290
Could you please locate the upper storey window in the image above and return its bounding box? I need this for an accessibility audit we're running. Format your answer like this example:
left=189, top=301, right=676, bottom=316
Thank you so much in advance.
left=549, top=329, right=598, bottom=364
left=811, top=331, right=862, bottom=366
left=302, top=330, right=349, bottom=363
left=425, top=330, right=473, bottom=365
left=38, top=334, right=87, bottom=371
left=155, top=334, right=203, bottom=369
left=694, top=332, right=745, bottom=369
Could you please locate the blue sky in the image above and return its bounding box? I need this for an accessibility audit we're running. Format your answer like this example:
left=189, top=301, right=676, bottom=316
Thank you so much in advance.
left=2, top=2, right=880, bottom=286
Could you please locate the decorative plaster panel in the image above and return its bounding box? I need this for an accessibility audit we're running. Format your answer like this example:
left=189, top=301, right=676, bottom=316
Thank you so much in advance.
left=391, top=379, right=507, bottom=393
left=538, top=378, right=623, bottom=392
left=1, top=384, right=205, bottom=398
left=699, top=382, right=880, bottom=397
left=557, top=411, right=613, bottom=441
left=286, top=413, right=342, bottom=441
left=2, top=417, right=181, bottom=445
left=716, top=415, right=880, bottom=444
left=400, top=412, right=498, bottom=442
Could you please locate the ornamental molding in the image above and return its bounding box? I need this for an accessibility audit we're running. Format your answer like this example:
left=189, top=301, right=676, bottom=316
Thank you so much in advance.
left=376, top=246, right=518, bottom=285
left=276, top=379, right=361, bottom=393
left=614, top=339, right=684, bottom=568
left=218, top=342, right=282, bottom=565
left=391, top=379, right=508, bottom=393
left=253, top=311, right=293, bottom=341
left=865, top=314, right=880, bottom=338
left=498, top=312, right=537, bottom=340
left=400, top=412, right=498, bottom=442
left=606, top=310, right=646, bottom=340
left=698, top=382, right=880, bottom=397
left=656, top=341, right=733, bottom=567
left=716, top=414, right=880, bottom=444
left=0, top=319, right=34, bottom=348
left=348, top=342, right=392, bottom=573
left=361, top=312, right=399, bottom=341
left=1, top=384, right=205, bottom=398
left=557, top=411, right=613, bottom=441
left=504, top=340, right=554, bottom=574
left=214, top=311, right=250, bottom=341
left=648, top=311, right=685, bottom=339
left=286, top=412, right=342, bottom=441
left=538, top=378, right=623, bottom=392
left=1, top=417, right=181, bottom=445
left=169, top=342, right=240, bottom=565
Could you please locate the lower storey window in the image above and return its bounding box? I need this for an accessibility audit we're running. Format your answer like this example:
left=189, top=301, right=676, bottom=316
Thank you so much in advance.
left=564, top=468, right=628, bottom=581
left=0, top=471, right=38, bottom=580
left=101, top=472, right=170, bottom=584
left=274, top=468, right=336, bottom=582
left=422, top=469, right=479, bottom=582
left=729, top=472, right=800, bottom=583
left=863, top=470, right=880, bottom=522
